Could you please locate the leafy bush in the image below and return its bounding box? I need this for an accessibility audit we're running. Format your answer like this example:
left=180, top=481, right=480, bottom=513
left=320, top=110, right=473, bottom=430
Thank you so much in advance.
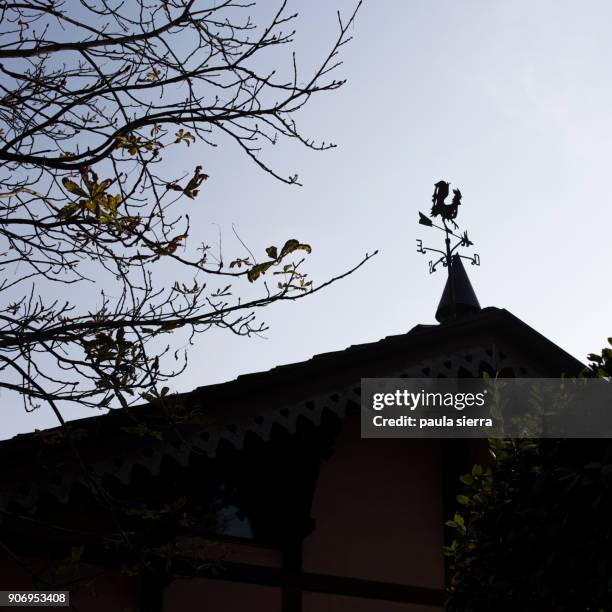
left=445, top=340, right=612, bottom=611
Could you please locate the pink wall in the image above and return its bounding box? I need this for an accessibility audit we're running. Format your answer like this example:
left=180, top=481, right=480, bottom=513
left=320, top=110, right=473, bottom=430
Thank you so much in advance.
left=304, top=592, right=443, bottom=612
left=303, top=415, right=445, bottom=589
left=164, top=577, right=281, bottom=612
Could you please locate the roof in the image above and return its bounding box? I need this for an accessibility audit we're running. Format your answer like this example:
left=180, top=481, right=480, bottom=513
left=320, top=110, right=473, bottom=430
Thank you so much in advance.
left=436, top=255, right=481, bottom=322
left=0, top=306, right=585, bottom=514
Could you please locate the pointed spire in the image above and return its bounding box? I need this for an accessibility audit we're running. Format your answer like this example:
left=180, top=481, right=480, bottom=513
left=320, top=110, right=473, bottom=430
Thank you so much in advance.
left=435, top=255, right=481, bottom=323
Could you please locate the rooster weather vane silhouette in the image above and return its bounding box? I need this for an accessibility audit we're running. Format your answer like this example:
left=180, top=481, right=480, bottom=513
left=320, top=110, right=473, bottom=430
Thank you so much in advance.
left=416, top=180, right=480, bottom=275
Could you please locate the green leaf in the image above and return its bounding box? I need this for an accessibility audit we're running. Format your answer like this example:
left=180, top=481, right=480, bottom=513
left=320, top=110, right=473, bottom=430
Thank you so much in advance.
left=472, top=464, right=483, bottom=477
left=247, top=260, right=275, bottom=282
left=92, top=178, right=112, bottom=197
left=279, top=239, right=312, bottom=259
left=62, top=177, right=87, bottom=198
left=460, top=473, right=474, bottom=486
left=457, top=494, right=471, bottom=506
left=57, top=203, right=79, bottom=220
left=266, top=246, right=278, bottom=259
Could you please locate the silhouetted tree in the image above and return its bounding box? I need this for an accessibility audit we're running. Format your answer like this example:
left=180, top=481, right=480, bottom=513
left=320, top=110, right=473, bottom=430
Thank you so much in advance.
left=0, top=0, right=372, bottom=424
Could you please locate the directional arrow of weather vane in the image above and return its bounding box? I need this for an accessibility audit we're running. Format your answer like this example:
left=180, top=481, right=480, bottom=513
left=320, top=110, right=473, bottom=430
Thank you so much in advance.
left=416, top=180, right=480, bottom=275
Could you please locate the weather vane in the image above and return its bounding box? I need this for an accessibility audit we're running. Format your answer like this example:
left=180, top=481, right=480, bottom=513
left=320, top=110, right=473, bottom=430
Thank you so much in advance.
left=416, top=180, right=480, bottom=275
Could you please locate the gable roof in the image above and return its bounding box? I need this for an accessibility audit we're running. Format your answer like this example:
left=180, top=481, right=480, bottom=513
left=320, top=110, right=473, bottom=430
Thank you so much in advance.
left=0, top=307, right=585, bottom=514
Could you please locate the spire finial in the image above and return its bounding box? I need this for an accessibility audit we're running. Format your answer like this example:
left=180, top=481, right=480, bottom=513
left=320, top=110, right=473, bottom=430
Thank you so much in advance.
left=416, top=180, right=481, bottom=322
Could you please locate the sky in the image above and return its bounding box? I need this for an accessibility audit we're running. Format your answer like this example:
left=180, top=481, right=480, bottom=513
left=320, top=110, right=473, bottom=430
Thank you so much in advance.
left=3, top=0, right=612, bottom=438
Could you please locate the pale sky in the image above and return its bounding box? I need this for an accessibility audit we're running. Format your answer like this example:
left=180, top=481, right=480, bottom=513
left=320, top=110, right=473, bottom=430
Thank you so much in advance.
left=3, top=0, right=612, bottom=438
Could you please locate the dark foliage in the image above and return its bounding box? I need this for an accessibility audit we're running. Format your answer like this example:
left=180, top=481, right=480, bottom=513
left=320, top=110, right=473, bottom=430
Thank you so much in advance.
left=445, top=340, right=612, bottom=611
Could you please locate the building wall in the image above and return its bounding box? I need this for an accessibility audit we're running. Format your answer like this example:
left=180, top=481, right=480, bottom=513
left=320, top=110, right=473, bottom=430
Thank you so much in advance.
left=164, top=578, right=281, bottom=612
left=0, top=546, right=282, bottom=612
left=303, top=592, right=442, bottom=612
left=303, top=414, right=445, bottom=590
left=0, top=555, right=138, bottom=611
left=0, top=414, right=446, bottom=611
